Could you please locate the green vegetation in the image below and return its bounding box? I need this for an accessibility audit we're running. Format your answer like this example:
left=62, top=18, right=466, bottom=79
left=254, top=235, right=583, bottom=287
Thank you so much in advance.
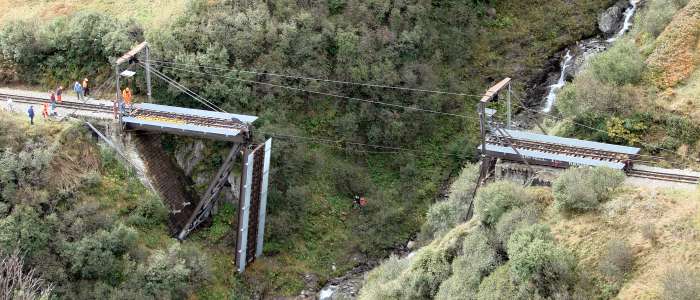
left=0, top=113, right=222, bottom=298
left=552, top=0, right=700, bottom=165
left=552, top=167, right=625, bottom=213
left=0, top=0, right=629, bottom=296
left=360, top=179, right=581, bottom=299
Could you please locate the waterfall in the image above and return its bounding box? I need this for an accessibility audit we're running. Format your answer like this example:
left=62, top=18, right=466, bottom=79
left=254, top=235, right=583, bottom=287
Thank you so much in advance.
left=541, top=0, right=639, bottom=112
left=542, top=50, right=573, bottom=113
left=608, top=0, right=640, bottom=42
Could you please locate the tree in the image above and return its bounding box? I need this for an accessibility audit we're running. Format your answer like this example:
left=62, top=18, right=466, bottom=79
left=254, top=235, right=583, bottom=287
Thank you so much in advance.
left=0, top=250, right=53, bottom=300
left=0, top=205, right=50, bottom=259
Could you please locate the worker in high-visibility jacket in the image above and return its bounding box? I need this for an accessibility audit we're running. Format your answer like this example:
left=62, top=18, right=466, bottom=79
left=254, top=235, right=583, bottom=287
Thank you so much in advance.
left=41, top=102, right=49, bottom=119
left=122, top=87, right=132, bottom=106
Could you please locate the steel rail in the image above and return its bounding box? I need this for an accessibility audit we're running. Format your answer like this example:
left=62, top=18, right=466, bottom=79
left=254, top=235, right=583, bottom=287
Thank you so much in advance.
left=0, top=92, right=247, bottom=130
left=627, top=169, right=699, bottom=184
left=487, top=136, right=630, bottom=162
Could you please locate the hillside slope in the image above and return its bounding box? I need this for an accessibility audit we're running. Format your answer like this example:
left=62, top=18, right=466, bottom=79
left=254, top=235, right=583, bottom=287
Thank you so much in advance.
left=0, top=0, right=621, bottom=296
left=0, top=112, right=242, bottom=298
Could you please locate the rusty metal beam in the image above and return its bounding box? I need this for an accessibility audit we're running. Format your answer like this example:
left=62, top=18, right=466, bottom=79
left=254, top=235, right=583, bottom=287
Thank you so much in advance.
left=177, top=143, right=242, bottom=240
left=116, top=42, right=149, bottom=65
left=480, top=78, right=511, bottom=103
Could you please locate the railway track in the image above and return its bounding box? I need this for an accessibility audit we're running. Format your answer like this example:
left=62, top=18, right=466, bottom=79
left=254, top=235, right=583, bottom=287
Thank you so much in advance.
left=487, top=136, right=629, bottom=162
left=1, top=93, right=113, bottom=113
left=627, top=169, right=699, bottom=184
left=0, top=92, right=246, bottom=131
left=488, top=134, right=699, bottom=184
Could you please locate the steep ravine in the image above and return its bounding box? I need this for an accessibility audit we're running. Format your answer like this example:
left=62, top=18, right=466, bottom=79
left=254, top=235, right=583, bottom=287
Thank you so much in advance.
left=317, top=1, right=642, bottom=299
left=535, top=0, right=641, bottom=114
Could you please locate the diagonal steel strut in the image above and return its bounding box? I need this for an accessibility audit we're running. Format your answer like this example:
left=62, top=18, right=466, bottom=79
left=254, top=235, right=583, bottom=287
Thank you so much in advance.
left=178, top=143, right=242, bottom=240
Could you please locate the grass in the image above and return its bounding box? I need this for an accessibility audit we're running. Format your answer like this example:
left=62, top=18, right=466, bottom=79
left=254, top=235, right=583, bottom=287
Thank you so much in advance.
left=547, top=185, right=700, bottom=298
left=0, top=0, right=188, bottom=28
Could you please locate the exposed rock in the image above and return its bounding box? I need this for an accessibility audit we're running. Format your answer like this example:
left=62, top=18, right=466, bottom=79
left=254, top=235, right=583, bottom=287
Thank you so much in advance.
left=599, top=6, right=622, bottom=34
left=486, top=7, right=497, bottom=18
left=174, top=140, right=205, bottom=176
left=407, top=240, right=416, bottom=250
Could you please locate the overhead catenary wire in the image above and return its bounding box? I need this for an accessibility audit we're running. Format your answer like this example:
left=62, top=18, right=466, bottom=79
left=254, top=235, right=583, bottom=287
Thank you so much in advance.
left=152, top=63, right=479, bottom=120
left=254, top=130, right=471, bottom=159
left=143, top=63, right=223, bottom=112
left=146, top=59, right=485, bottom=98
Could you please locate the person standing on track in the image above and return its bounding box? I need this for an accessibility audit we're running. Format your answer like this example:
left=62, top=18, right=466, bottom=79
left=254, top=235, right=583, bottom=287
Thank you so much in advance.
left=73, top=81, right=83, bottom=101
left=5, top=97, right=13, bottom=112
left=42, top=102, right=49, bottom=120
left=82, top=78, right=89, bottom=98
left=56, top=86, right=63, bottom=103
left=27, top=106, right=34, bottom=125
left=122, top=87, right=132, bottom=107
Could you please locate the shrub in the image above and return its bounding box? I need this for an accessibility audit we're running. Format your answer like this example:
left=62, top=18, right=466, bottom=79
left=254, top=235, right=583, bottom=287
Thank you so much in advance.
left=0, top=250, right=53, bottom=299
left=556, top=71, right=637, bottom=119
left=435, top=228, right=499, bottom=300
left=639, top=0, right=682, bottom=37
left=640, top=223, right=658, bottom=246
left=359, top=255, right=410, bottom=300
left=508, top=224, right=577, bottom=297
left=127, top=195, right=168, bottom=227
left=422, top=200, right=465, bottom=241
left=62, top=224, right=137, bottom=280
left=420, top=164, right=479, bottom=241
left=0, top=205, right=50, bottom=259
left=553, top=167, right=624, bottom=214
left=121, top=243, right=191, bottom=298
left=495, top=207, right=539, bottom=249
left=476, top=264, right=518, bottom=300
left=589, top=39, right=645, bottom=86
left=661, top=267, right=700, bottom=300
left=474, top=181, right=531, bottom=226
left=599, top=240, right=634, bottom=280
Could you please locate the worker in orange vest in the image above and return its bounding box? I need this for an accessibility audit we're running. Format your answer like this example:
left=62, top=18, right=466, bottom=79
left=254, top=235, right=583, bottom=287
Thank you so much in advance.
left=82, top=78, right=89, bottom=97
left=41, top=102, right=49, bottom=119
left=122, top=87, right=132, bottom=106
left=56, top=86, right=63, bottom=103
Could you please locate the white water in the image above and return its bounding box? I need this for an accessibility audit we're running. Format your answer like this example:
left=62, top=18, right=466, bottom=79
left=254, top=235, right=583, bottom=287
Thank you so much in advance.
left=542, top=50, right=573, bottom=113
left=319, top=286, right=337, bottom=300
left=542, top=0, right=639, bottom=112
left=607, top=0, right=640, bottom=42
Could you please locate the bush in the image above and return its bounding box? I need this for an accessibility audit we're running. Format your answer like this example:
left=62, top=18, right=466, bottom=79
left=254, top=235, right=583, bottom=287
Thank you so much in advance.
left=359, top=255, right=410, bottom=300
left=553, top=167, right=624, bottom=214
left=474, top=181, right=531, bottom=226
left=62, top=224, right=137, bottom=280
left=589, top=40, right=645, bottom=86
left=495, top=207, right=539, bottom=249
left=435, top=228, right=499, bottom=300
left=508, top=224, right=577, bottom=297
left=599, top=240, right=634, bottom=280
left=640, top=223, right=658, bottom=246
left=476, top=264, right=518, bottom=300
left=127, top=195, right=169, bottom=227
left=661, top=267, right=700, bottom=300
left=0, top=205, right=50, bottom=259
left=420, top=164, right=479, bottom=241
left=121, top=243, right=191, bottom=298
left=639, top=0, right=682, bottom=37
left=556, top=72, right=637, bottom=119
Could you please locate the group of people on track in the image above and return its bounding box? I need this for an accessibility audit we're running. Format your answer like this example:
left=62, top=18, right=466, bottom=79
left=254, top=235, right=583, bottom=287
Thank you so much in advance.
left=25, top=78, right=89, bottom=125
